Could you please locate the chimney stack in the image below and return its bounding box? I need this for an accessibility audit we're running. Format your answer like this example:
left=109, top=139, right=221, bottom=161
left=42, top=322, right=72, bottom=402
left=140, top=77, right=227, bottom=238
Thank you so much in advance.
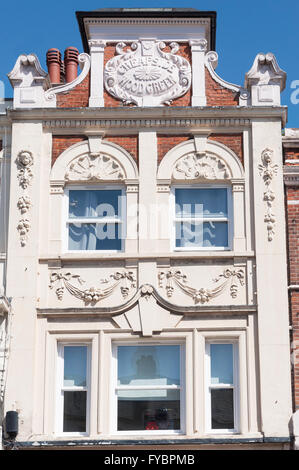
left=46, top=48, right=61, bottom=84
left=64, top=47, right=79, bottom=83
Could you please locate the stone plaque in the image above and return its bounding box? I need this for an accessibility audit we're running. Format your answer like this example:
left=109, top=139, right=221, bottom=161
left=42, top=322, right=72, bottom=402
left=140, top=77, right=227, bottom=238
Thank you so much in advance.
left=104, top=40, right=191, bottom=106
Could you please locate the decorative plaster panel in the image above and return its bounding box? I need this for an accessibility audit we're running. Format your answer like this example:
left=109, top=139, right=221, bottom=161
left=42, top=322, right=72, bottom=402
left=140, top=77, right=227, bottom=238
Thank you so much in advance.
left=104, top=40, right=191, bottom=106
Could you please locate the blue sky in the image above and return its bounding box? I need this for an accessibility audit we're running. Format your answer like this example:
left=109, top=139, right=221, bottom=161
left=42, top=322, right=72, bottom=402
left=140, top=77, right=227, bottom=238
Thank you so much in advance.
left=1, top=0, right=298, bottom=128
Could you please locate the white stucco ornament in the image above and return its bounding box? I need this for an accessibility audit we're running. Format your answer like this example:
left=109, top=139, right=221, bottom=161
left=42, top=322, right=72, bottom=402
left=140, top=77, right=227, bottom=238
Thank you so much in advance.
left=104, top=40, right=191, bottom=106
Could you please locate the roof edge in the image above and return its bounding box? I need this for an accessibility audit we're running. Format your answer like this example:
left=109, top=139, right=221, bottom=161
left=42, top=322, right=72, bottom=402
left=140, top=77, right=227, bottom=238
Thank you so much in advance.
left=75, top=10, right=217, bottom=53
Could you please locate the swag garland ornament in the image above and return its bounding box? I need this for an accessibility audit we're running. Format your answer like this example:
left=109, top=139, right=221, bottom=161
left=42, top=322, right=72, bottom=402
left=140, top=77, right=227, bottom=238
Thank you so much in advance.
left=158, top=268, right=245, bottom=304
left=49, top=270, right=136, bottom=304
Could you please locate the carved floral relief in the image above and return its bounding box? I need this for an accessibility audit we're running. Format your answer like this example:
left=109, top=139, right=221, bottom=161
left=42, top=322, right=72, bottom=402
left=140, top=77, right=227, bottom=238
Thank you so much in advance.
left=16, top=150, right=33, bottom=246
left=65, top=153, right=125, bottom=182
left=172, top=152, right=230, bottom=180
left=158, top=268, right=245, bottom=304
left=258, top=148, right=278, bottom=241
left=49, top=270, right=137, bottom=305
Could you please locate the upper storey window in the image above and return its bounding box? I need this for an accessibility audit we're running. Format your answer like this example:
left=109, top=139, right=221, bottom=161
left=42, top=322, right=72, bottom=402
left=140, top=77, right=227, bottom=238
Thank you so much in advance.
left=66, top=187, right=125, bottom=251
left=173, top=186, right=232, bottom=250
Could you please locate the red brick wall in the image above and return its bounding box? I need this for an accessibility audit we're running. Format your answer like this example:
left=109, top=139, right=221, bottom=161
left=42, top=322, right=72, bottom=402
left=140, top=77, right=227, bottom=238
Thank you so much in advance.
left=104, top=136, right=138, bottom=164
left=291, top=291, right=299, bottom=409
left=104, top=43, right=192, bottom=108
left=205, top=68, right=239, bottom=106
left=284, top=149, right=299, bottom=164
left=157, top=135, right=191, bottom=163
left=209, top=133, right=244, bottom=166
left=286, top=186, right=299, bottom=409
left=157, top=133, right=243, bottom=165
left=52, top=136, right=87, bottom=166
left=57, top=73, right=90, bottom=108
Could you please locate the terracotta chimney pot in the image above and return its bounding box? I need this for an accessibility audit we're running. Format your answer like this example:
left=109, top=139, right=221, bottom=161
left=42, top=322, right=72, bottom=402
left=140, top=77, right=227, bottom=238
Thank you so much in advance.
left=46, top=48, right=61, bottom=84
left=64, top=47, right=79, bottom=83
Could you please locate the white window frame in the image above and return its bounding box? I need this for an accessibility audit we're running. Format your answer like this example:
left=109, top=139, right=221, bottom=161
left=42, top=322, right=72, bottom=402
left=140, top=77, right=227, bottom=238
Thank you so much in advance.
left=170, top=184, right=233, bottom=251
left=205, top=340, right=239, bottom=434
left=56, top=342, right=91, bottom=437
left=63, top=184, right=126, bottom=253
left=111, top=341, right=186, bottom=436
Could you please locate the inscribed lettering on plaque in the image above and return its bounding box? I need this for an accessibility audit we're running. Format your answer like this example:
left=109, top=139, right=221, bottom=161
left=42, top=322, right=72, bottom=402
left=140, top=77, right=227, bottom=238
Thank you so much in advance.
left=104, top=40, right=191, bottom=106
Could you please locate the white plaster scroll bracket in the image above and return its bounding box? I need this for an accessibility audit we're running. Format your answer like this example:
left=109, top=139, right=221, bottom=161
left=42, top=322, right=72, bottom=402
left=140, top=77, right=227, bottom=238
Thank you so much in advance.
left=44, top=53, right=91, bottom=107
left=245, top=53, right=286, bottom=106
left=8, top=54, right=51, bottom=108
left=205, top=51, right=250, bottom=107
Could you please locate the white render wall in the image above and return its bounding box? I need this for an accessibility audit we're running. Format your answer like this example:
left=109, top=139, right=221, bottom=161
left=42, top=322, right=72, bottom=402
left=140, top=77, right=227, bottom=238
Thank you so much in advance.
left=0, top=113, right=292, bottom=444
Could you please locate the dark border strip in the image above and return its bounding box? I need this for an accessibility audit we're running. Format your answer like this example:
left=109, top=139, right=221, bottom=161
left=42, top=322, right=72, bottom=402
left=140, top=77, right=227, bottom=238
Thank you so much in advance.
left=13, top=436, right=290, bottom=449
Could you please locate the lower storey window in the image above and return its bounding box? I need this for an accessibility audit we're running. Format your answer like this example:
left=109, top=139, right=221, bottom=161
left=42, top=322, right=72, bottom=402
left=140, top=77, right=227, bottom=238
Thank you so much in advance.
left=206, top=342, right=238, bottom=432
left=114, top=344, right=184, bottom=433
left=57, top=344, right=90, bottom=435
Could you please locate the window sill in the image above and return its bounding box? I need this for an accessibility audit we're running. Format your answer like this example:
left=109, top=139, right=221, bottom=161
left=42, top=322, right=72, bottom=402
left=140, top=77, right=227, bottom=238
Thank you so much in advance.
left=40, top=250, right=255, bottom=262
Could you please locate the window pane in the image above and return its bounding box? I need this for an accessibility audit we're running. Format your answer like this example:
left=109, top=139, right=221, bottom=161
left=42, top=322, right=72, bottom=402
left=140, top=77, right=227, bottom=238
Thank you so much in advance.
left=117, top=389, right=180, bottom=431
left=175, top=188, right=228, bottom=218
left=64, top=346, right=87, bottom=387
left=69, top=190, right=122, bottom=219
left=68, top=223, right=122, bottom=251
left=63, top=391, right=87, bottom=432
left=117, top=345, right=180, bottom=386
left=211, top=389, right=234, bottom=430
left=210, top=344, right=233, bottom=385
left=175, top=222, right=228, bottom=248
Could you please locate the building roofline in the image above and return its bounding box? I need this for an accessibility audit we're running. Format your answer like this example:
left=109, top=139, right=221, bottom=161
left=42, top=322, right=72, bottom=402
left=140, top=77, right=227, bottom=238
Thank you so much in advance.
left=75, top=9, right=217, bottom=53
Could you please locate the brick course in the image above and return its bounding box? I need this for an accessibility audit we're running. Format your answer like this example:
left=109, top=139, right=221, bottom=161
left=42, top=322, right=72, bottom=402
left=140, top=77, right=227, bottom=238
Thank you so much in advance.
left=286, top=186, right=299, bottom=409
left=57, top=73, right=90, bottom=108
left=52, top=136, right=87, bottom=166
left=104, top=136, right=138, bottom=164
left=157, top=133, right=243, bottom=166
left=205, top=68, right=239, bottom=106
left=209, top=133, right=244, bottom=166
left=284, top=148, right=299, bottom=165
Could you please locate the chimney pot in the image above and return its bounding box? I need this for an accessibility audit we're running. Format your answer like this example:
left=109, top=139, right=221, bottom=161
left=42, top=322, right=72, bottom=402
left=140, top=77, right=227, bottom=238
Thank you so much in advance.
left=46, top=48, right=62, bottom=84
left=64, top=47, right=79, bottom=83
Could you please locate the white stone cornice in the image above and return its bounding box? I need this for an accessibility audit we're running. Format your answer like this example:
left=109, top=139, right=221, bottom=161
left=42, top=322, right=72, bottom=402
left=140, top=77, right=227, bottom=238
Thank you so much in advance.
left=84, top=18, right=211, bottom=26
left=42, top=117, right=252, bottom=132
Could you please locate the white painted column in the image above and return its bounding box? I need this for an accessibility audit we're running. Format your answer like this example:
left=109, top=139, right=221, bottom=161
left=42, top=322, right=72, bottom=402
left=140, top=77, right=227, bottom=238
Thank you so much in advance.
left=189, top=39, right=207, bottom=106
left=138, top=131, right=157, bottom=254
left=232, top=180, right=246, bottom=252
left=88, top=40, right=106, bottom=107
left=251, top=119, right=292, bottom=437
left=4, top=122, right=44, bottom=440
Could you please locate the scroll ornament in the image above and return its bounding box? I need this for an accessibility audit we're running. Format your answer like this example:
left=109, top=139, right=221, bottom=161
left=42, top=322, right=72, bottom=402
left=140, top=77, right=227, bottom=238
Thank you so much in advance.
left=158, top=268, right=245, bottom=304
left=49, top=270, right=136, bottom=304
left=258, top=148, right=278, bottom=241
